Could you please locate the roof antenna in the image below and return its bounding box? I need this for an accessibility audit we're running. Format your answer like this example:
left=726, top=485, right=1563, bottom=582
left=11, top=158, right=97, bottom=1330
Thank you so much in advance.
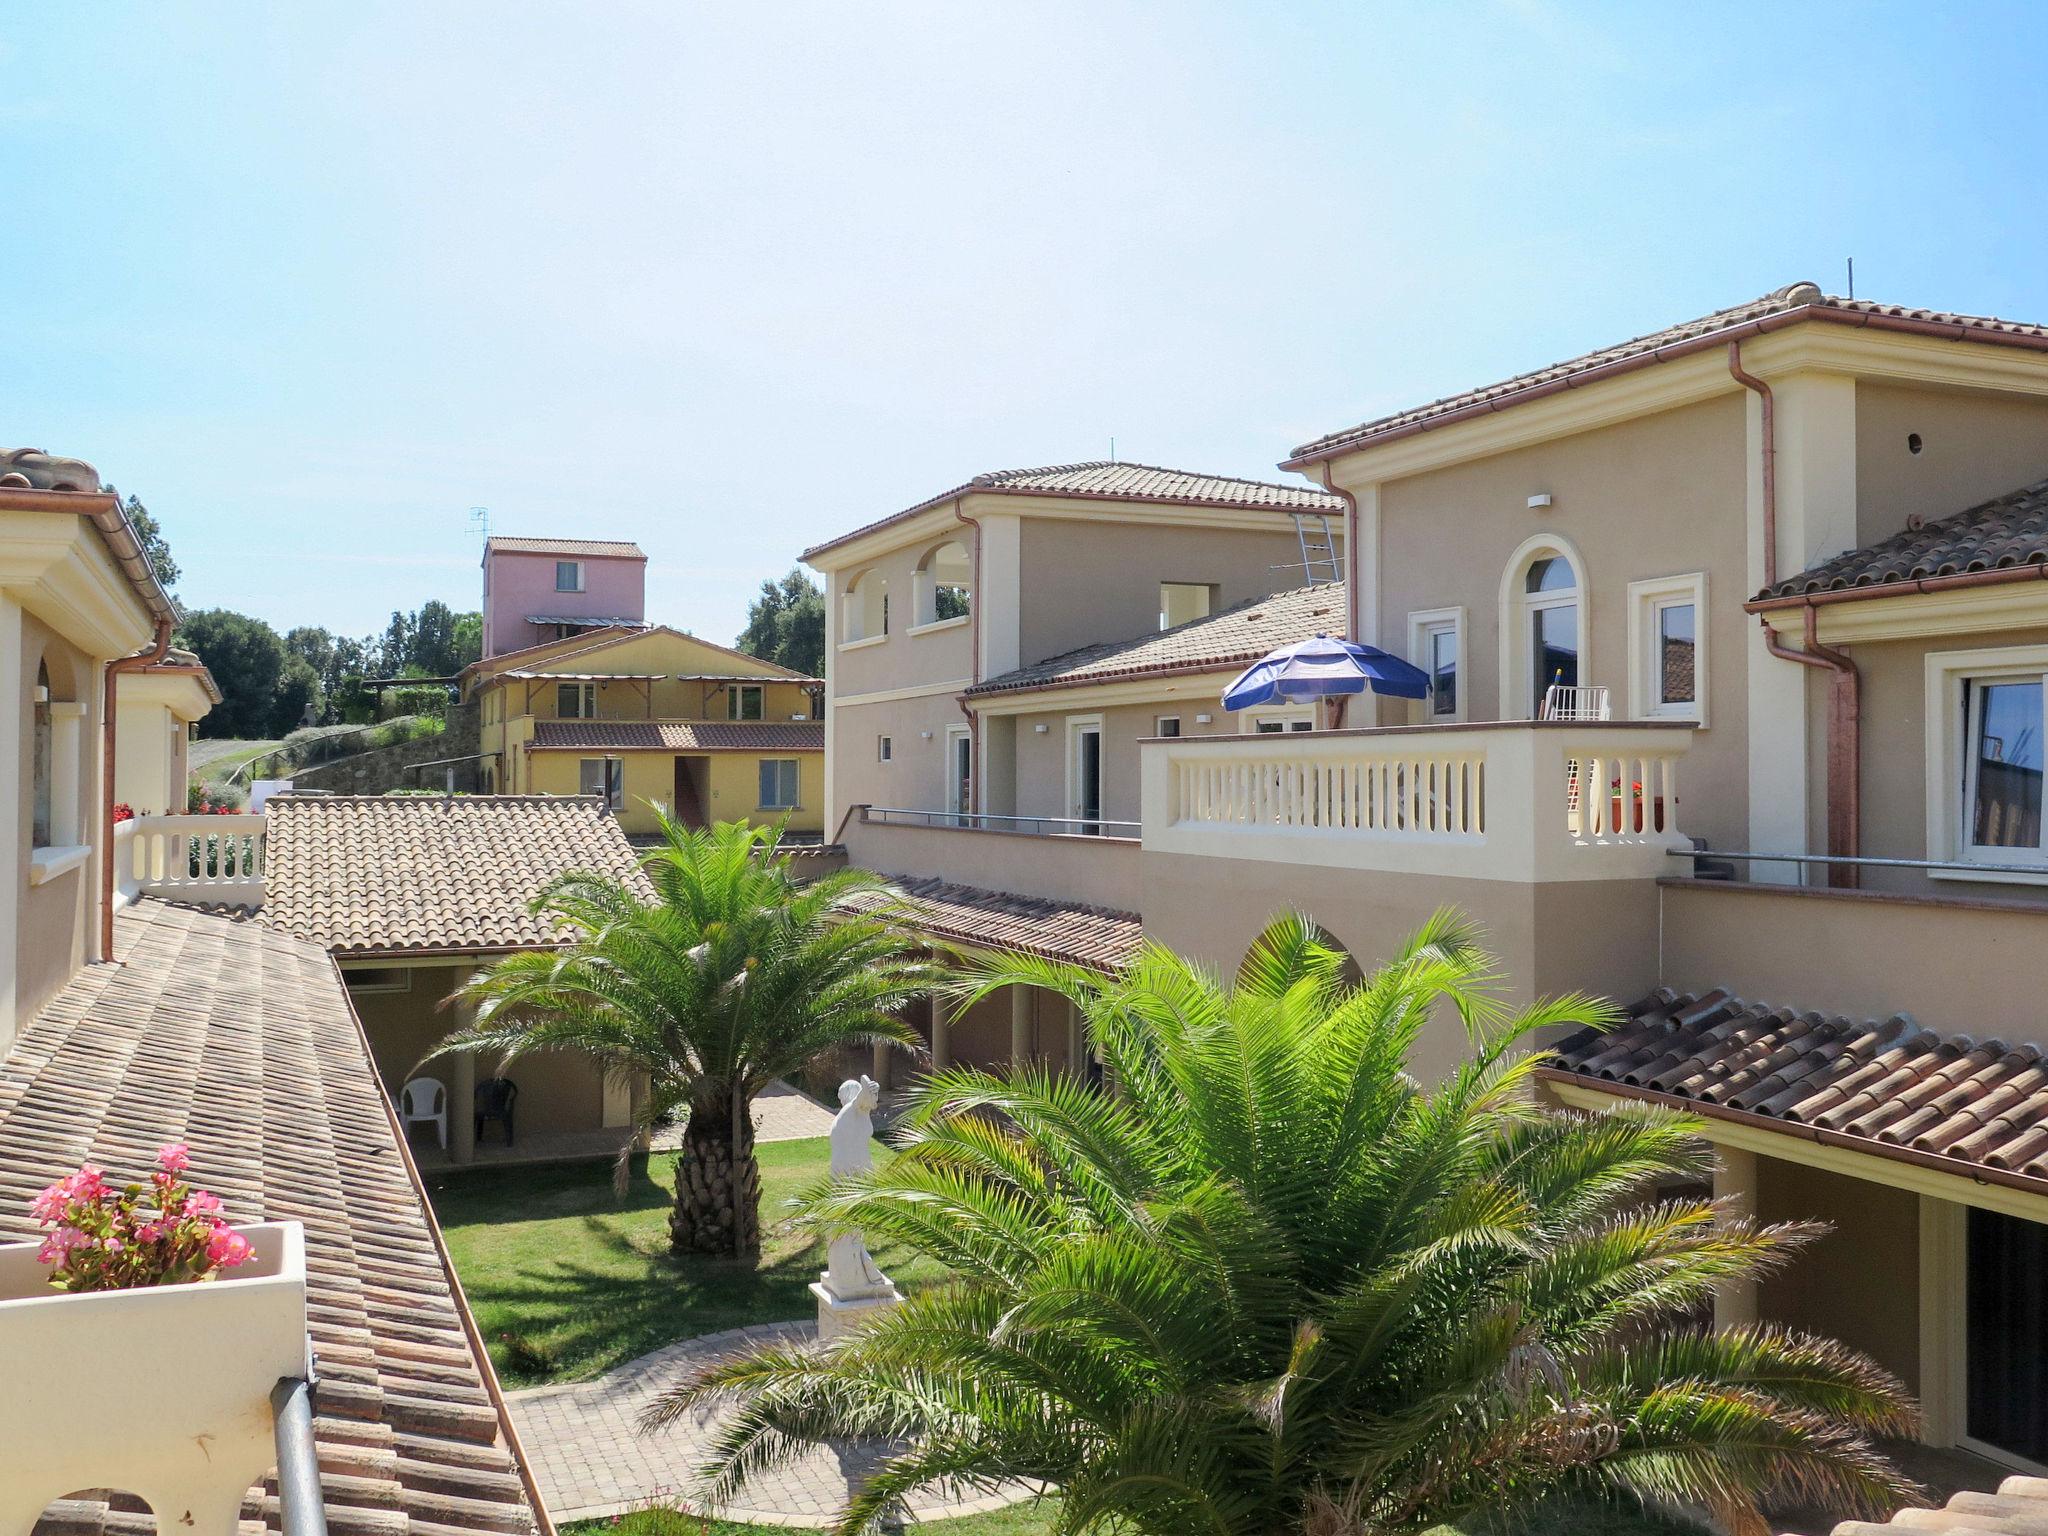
left=467, top=505, right=490, bottom=538
left=1846, top=257, right=1854, bottom=300
left=1109, top=437, right=1116, bottom=464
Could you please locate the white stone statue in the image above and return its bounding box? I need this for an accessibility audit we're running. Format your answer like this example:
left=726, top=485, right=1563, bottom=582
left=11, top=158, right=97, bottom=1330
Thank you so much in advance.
left=811, top=1075, right=902, bottom=1339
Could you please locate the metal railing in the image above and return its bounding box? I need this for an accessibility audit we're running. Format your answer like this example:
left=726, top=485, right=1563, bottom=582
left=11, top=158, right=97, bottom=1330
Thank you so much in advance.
left=1668, top=846, right=2048, bottom=879
left=270, top=1369, right=328, bottom=1536
left=862, top=806, right=1141, bottom=838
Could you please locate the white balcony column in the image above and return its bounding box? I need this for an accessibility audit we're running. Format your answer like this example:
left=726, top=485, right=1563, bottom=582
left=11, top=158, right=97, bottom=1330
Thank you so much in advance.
left=1745, top=372, right=1857, bottom=882
left=1713, top=1145, right=1760, bottom=1330
left=1009, top=986, right=1032, bottom=1072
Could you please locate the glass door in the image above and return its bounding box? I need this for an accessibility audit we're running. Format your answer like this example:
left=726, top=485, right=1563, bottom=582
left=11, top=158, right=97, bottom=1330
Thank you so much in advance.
left=1967, top=1207, right=2048, bottom=1466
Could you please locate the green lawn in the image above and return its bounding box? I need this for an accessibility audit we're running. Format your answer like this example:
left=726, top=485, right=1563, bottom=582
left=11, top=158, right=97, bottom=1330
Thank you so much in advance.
left=430, top=1136, right=948, bottom=1387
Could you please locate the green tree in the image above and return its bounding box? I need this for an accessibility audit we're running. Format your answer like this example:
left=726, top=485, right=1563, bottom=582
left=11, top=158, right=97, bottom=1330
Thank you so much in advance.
left=436, top=816, right=933, bottom=1258
left=123, top=494, right=180, bottom=595
left=271, top=655, right=323, bottom=734
left=736, top=568, right=825, bottom=679
left=452, top=610, right=483, bottom=668
left=178, top=608, right=287, bottom=738
left=659, top=914, right=1917, bottom=1536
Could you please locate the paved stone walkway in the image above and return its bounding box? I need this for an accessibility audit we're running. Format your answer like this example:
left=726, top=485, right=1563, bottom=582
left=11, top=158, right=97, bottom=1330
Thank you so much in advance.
left=509, top=1321, right=1032, bottom=1527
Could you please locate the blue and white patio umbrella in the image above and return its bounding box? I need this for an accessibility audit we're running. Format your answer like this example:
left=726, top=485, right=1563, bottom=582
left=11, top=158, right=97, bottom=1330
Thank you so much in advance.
left=1220, top=632, right=1430, bottom=710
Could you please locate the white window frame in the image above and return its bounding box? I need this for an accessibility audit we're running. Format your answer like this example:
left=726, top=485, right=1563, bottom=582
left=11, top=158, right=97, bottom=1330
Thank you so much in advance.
left=1626, top=573, right=1708, bottom=725
left=1498, top=532, right=1590, bottom=721
left=344, top=965, right=413, bottom=994
left=1924, top=643, right=2048, bottom=885
left=943, top=724, right=973, bottom=817
left=555, top=560, right=585, bottom=593
left=1921, top=1195, right=2048, bottom=1473
left=1406, top=605, right=1466, bottom=724
left=1154, top=715, right=1182, bottom=738
left=1065, top=714, right=1105, bottom=826
left=757, top=758, right=800, bottom=810
left=877, top=735, right=892, bottom=763
left=727, top=683, right=764, bottom=721
left=579, top=755, right=624, bottom=811
left=557, top=681, right=596, bottom=719
left=1241, top=705, right=1316, bottom=734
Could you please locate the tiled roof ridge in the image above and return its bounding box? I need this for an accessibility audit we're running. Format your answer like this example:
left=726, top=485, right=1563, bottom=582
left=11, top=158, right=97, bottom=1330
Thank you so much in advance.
left=1755, top=473, right=2048, bottom=601
left=802, top=461, right=1342, bottom=562
left=486, top=534, right=646, bottom=557
left=273, top=791, right=611, bottom=805
left=1289, top=282, right=2048, bottom=465
left=1545, top=985, right=2048, bottom=1184
left=968, top=581, right=1344, bottom=698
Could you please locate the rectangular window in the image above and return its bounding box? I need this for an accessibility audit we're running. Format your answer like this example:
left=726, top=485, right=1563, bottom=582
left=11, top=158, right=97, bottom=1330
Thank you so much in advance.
left=1406, top=608, right=1465, bottom=724
left=1656, top=601, right=1697, bottom=706
left=1966, top=676, right=2045, bottom=856
left=556, top=560, right=584, bottom=592
left=727, top=683, right=764, bottom=721
left=1159, top=582, right=1215, bottom=631
left=579, top=756, right=624, bottom=811
left=1155, top=716, right=1181, bottom=737
left=557, top=681, right=596, bottom=718
left=1627, top=574, right=1707, bottom=723
left=343, top=966, right=412, bottom=994
left=758, top=758, right=799, bottom=809
left=1967, top=1205, right=2048, bottom=1463
left=878, top=735, right=892, bottom=762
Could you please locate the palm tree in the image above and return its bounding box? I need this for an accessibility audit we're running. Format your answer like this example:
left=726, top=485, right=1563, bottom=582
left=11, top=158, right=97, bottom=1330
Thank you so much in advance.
left=434, top=814, right=933, bottom=1258
left=649, top=911, right=1918, bottom=1535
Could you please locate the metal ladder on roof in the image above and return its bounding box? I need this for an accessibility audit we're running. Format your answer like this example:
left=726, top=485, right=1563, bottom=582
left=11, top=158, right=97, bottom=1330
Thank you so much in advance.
left=1276, top=511, right=1342, bottom=586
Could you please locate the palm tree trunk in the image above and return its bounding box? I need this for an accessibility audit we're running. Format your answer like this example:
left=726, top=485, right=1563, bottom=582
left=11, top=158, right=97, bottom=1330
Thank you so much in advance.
left=670, top=1099, right=762, bottom=1258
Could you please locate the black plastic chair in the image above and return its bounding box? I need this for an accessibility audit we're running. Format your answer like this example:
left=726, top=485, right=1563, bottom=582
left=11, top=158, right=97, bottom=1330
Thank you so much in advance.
left=474, top=1077, right=518, bottom=1147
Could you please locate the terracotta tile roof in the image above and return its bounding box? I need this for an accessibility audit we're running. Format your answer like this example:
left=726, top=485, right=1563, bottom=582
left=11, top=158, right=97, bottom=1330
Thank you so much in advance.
left=1541, top=987, right=2048, bottom=1186
left=845, top=876, right=1142, bottom=972
left=1287, top=283, right=2048, bottom=467
left=0, top=449, right=180, bottom=622
left=485, top=536, right=645, bottom=559
left=1755, top=475, right=2048, bottom=601
left=262, top=794, right=649, bottom=956
left=1831, top=1473, right=2048, bottom=1536
left=148, top=645, right=224, bottom=704
left=968, top=582, right=1344, bottom=698
left=803, top=461, right=1342, bottom=562
left=528, top=720, right=823, bottom=753
left=0, top=901, right=542, bottom=1535
left=467, top=626, right=814, bottom=684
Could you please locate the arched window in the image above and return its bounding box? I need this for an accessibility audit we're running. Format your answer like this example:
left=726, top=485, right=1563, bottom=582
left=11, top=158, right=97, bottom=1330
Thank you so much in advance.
left=31, top=661, right=52, bottom=849
left=1497, top=535, right=1590, bottom=720
left=841, top=569, right=889, bottom=644
left=912, top=541, right=971, bottom=628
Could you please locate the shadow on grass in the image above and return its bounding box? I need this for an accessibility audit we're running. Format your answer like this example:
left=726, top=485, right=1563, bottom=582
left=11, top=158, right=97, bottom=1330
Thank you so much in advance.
left=430, top=1136, right=945, bottom=1387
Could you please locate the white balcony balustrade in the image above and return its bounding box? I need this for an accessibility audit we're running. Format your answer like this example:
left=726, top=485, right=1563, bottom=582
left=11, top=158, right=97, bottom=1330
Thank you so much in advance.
left=118, top=813, right=268, bottom=908
left=1141, top=721, right=1693, bottom=883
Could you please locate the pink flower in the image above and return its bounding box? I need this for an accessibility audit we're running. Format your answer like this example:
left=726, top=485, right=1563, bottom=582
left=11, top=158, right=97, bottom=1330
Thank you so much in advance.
left=136, top=1221, right=166, bottom=1244
left=205, top=1227, right=252, bottom=1268
left=184, top=1189, right=223, bottom=1218
left=156, top=1143, right=190, bottom=1175
left=29, top=1182, right=69, bottom=1223
left=68, top=1166, right=106, bottom=1203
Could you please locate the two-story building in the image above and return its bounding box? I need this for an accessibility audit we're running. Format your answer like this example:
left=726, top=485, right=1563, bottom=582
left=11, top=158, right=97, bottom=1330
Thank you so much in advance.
left=465, top=624, right=823, bottom=837
left=817, top=289, right=2048, bottom=1481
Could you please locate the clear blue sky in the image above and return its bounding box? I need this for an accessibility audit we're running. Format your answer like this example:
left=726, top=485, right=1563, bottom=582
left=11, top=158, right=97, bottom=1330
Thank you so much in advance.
left=4, top=2, right=2043, bottom=646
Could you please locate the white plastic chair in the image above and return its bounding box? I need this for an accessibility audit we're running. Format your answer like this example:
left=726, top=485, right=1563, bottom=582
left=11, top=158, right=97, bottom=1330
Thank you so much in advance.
left=399, top=1077, right=448, bottom=1149
left=1541, top=683, right=1611, bottom=721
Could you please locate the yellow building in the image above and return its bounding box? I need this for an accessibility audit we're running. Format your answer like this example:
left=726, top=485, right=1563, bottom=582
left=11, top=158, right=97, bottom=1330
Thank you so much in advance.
left=464, top=624, right=825, bottom=836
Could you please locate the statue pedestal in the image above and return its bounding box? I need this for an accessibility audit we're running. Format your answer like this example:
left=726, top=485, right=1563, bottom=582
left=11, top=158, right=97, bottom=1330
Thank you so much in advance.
left=810, top=1278, right=902, bottom=1342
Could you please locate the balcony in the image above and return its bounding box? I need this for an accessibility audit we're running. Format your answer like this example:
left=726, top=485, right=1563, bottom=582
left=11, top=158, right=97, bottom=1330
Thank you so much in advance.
left=116, top=813, right=268, bottom=909
left=1141, top=720, right=1694, bottom=883
left=844, top=807, right=1142, bottom=911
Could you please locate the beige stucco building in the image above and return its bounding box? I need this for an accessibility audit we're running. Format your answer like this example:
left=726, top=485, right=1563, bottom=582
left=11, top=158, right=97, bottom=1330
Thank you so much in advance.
left=112, top=646, right=218, bottom=815
left=817, top=289, right=2048, bottom=1477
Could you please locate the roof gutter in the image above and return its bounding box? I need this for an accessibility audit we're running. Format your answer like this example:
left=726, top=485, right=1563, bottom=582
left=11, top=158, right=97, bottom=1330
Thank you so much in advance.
left=0, top=485, right=178, bottom=623
left=1726, top=341, right=1861, bottom=890
left=102, top=617, right=177, bottom=959
left=1282, top=302, right=2048, bottom=472
left=1746, top=558, right=2048, bottom=613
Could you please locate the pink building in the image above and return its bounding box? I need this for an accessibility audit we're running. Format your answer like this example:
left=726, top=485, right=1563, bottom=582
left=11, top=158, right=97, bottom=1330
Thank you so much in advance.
left=481, top=535, right=647, bottom=658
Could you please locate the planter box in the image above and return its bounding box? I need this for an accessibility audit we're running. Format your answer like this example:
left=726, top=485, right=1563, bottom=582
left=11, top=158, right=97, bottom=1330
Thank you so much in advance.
left=0, top=1221, right=307, bottom=1536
